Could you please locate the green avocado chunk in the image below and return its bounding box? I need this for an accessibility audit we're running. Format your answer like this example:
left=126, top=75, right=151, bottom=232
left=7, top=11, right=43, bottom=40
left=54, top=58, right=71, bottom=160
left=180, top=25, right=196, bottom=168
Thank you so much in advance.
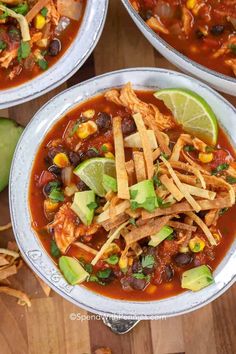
left=59, top=256, right=89, bottom=285
left=181, top=265, right=214, bottom=291
left=148, top=226, right=173, bottom=247
left=130, top=179, right=158, bottom=212
left=71, top=190, right=95, bottom=226
left=0, top=118, right=23, bottom=192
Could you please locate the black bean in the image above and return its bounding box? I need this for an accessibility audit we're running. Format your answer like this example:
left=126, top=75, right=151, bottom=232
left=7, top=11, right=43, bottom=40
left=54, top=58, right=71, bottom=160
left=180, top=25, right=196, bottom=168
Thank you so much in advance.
left=48, top=165, right=61, bottom=175
left=173, top=253, right=193, bottom=267
left=69, top=151, right=81, bottom=166
left=43, top=183, right=53, bottom=197
left=47, top=147, right=64, bottom=160
left=48, top=39, right=61, bottom=56
left=77, top=180, right=89, bottom=191
left=8, top=26, right=21, bottom=42
left=210, top=25, right=224, bottom=36
left=163, top=265, right=174, bottom=282
left=131, top=277, right=147, bottom=290
left=96, top=112, right=112, bottom=132
left=132, top=260, right=142, bottom=273
left=80, top=149, right=99, bottom=161
left=121, top=116, right=136, bottom=136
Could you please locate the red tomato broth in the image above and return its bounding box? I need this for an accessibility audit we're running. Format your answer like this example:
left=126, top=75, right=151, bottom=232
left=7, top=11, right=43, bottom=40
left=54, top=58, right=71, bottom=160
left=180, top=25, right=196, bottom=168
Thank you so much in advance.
left=29, top=90, right=236, bottom=301
left=0, top=1, right=86, bottom=89
left=130, top=0, right=236, bottom=78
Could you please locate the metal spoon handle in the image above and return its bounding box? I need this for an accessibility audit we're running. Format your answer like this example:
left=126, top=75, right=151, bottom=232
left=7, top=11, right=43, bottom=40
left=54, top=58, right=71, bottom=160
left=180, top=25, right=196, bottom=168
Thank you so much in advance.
left=102, top=317, right=140, bottom=334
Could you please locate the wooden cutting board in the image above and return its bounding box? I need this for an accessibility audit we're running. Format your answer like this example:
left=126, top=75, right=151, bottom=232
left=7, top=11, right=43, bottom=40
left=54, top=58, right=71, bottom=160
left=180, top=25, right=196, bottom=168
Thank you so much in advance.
left=0, top=1, right=236, bottom=353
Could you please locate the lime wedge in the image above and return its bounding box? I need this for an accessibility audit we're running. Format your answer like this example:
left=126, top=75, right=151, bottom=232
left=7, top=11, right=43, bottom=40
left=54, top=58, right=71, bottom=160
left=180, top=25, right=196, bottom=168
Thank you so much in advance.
left=74, top=158, right=116, bottom=197
left=154, top=88, right=218, bottom=145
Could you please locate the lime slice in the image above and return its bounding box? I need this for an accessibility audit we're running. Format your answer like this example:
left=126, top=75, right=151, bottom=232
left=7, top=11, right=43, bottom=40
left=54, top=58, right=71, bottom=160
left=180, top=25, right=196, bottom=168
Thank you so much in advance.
left=154, top=88, right=218, bottom=145
left=74, top=158, right=116, bottom=197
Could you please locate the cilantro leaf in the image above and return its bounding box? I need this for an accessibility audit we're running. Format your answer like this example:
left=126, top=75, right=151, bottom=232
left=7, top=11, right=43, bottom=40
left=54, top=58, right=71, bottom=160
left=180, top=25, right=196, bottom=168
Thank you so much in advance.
left=184, top=145, right=196, bottom=152
left=228, top=43, right=236, bottom=55
left=38, top=59, right=48, bottom=71
left=129, top=218, right=137, bottom=226
left=106, top=255, right=119, bottom=265
left=18, top=41, right=31, bottom=62
left=212, top=163, right=229, bottom=175
left=40, top=7, right=48, bottom=17
left=87, top=201, right=98, bottom=210
left=153, top=174, right=162, bottom=187
left=97, top=268, right=112, bottom=279
left=50, top=240, right=61, bottom=258
left=141, top=255, right=155, bottom=269
left=89, top=274, right=106, bottom=286
left=13, top=3, right=29, bottom=15
left=101, top=144, right=108, bottom=152
left=226, top=176, right=236, bottom=184
left=0, top=40, right=7, bottom=50
left=49, top=185, right=64, bottom=202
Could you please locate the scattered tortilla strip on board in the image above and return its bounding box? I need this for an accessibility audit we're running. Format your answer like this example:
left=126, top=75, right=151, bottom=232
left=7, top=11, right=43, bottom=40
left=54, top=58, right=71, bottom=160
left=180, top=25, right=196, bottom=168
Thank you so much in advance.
left=113, top=116, right=130, bottom=199
left=91, top=221, right=129, bottom=265
left=160, top=174, right=184, bottom=201
left=0, top=265, right=17, bottom=281
left=133, top=151, right=147, bottom=182
left=0, top=286, right=31, bottom=307
left=133, top=113, right=154, bottom=179
left=0, top=222, right=12, bottom=232
left=74, top=242, right=98, bottom=256
left=0, top=255, right=9, bottom=266
left=142, top=196, right=232, bottom=219
left=185, top=211, right=217, bottom=246
left=0, top=248, right=19, bottom=259
left=181, top=183, right=216, bottom=200
left=161, top=157, right=201, bottom=212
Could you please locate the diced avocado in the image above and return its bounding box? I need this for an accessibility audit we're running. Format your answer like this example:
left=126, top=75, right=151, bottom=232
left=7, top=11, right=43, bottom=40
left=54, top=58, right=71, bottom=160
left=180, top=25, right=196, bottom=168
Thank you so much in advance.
left=148, top=226, right=173, bottom=247
left=59, top=256, right=89, bottom=285
left=124, top=130, right=158, bottom=149
left=130, top=179, right=158, bottom=212
left=181, top=265, right=214, bottom=291
left=0, top=118, right=23, bottom=192
left=102, top=174, right=117, bottom=192
left=71, top=190, right=95, bottom=226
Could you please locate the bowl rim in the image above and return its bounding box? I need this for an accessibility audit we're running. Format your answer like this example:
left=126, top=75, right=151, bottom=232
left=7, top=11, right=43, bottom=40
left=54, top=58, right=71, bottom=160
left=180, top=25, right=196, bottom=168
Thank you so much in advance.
left=0, top=0, right=108, bottom=109
left=121, top=0, right=236, bottom=85
left=9, top=67, right=236, bottom=319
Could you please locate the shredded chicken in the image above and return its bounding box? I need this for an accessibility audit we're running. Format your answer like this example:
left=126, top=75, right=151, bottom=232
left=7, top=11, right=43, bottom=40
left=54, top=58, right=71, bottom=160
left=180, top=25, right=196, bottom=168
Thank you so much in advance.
left=213, top=36, right=236, bottom=58
left=146, top=16, right=169, bottom=35
left=47, top=0, right=60, bottom=26
left=225, top=59, right=236, bottom=76
left=0, top=49, right=18, bottom=69
left=182, top=6, right=193, bottom=36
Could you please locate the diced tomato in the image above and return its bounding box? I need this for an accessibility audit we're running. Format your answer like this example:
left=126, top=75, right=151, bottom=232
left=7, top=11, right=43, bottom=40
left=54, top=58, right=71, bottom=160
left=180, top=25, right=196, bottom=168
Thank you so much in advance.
left=38, top=170, right=55, bottom=187
left=203, top=38, right=220, bottom=48
left=143, top=0, right=156, bottom=9
left=210, top=149, right=229, bottom=169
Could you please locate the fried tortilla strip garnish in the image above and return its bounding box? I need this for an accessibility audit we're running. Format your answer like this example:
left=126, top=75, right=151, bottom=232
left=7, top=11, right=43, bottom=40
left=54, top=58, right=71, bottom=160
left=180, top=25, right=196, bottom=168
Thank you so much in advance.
left=102, top=213, right=129, bottom=232
left=153, top=148, right=161, bottom=161
left=204, top=175, right=235, bottom=205
left=113, top=116, right=130, bottom=199
left=73, top=242, right=98, bottom=255
left=182, top=151, right=210, bottom=176
left=91, top=221, right=129, bottom=265
left=167, top=221, right=197, bottom=232
left=181, top=183, right=216, bottom=200
left=170, top=134, right=192, bottom=161
left=133, top=151, right=147, bottom=182
left=0, top=222, right=12, bottom=232
left=96, top=200, right=130, bottom=223
left=142, top=196, right=232, bottom=219
left=185, top=211, right=216, bottom=246
left=133, top=113, right=154, bottom=179
left=160, top=174, right=184, bottom=201
left=205, top=209, right=219, bottom=227
left=161, top=157, right=201, bottom=212
left=0, top=286, right=31, bottom=307
left=124, top=215, right=173, bottom=246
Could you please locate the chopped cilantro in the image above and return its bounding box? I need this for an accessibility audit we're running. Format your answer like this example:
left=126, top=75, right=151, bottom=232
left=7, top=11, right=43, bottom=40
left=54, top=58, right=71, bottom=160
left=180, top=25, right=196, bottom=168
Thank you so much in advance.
left=160, top=152, right=170, bottom=160
left=50, top=240, right=61, bottom=258
left=141, top=255, right=155, bottom=269
left=205, top=146, right=214, bottom=153
left=0, top=10, right=8, bottom=20
left=18, top=41, right=31, bottom=62
left=130, top=189, right=138, bottom=199
left=87, top=201, right=98, bottom=210
left=106, top=255, right=119, bottom=265
left=219, top=208, right=228, bottom=216
left=13, top=3, right=29, bottom=15
left=132, top=273, right=146, bottom=279
left=228, top=44, right=236, bottom=54
left=129, top=218, right=137, bottom=226
left=40, top=7, right=48, bottom=17
left=184, top=145, right=196, bottom=152
left=84, top=263, right=93, bottom=274
left=101, top=144, right=108, bottom=152
left=89, top=274, right=106, bottom=286
left=49, top=188, right=64, bottom=202
left=38, top=59, right=48, bottom=71
left=153, top=174, right=162, bottom=187
left=226, top=176, right=236, bottom=184
left=0, top=40, right=7, bottom=50
left=97, top=268, right=112, bottom=279
left=212, top=163, right=229, bottom=175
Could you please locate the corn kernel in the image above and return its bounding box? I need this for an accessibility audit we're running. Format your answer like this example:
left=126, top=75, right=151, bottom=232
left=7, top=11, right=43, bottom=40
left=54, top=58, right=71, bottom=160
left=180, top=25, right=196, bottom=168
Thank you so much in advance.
left=199, top=152, right=213, bottom=163
left=105, top=152, right=115, bottom=159
left=189, top=236, right=205, bottom=253
left=119, top=256, right=128, bottom=271
left=34, top=14, right=46, bottom=30
left=146, top=284, right=157, bottom=294
left=37, top=38, right=48, bottom=48
left=186, top=0, right=196, bottom=10
left=82, top=109, right=95, bottom=119
left=179, top=246, right=189, bottom=253
left=44, top=199, right=59, bottom=213
left=213, top=233, right=221, bottom=244
left=76, top=121, right=97, bottom=139
left=53, top=153, right=70, bottom=168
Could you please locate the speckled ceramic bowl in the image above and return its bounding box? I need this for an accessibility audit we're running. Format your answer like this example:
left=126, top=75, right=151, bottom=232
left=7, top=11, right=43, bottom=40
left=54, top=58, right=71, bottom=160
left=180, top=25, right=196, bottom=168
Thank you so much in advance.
left=121, top=0, right=236, bottom=96
left=0, top=0, right=108, bottom=109
left=10, top=68, right=236, bottom=319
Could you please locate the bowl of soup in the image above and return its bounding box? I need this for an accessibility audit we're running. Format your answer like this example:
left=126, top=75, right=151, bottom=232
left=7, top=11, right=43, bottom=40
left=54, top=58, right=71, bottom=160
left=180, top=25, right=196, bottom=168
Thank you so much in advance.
left=122, top=0, right=236, bottom=96
left=0, top=0, right=108, bottom=109
left=9, top=68, right=236, bottom=318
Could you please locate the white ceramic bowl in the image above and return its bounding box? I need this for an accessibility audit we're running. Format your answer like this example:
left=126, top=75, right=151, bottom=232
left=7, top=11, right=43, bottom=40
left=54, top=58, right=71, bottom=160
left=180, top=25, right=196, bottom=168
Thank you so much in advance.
left=0, top=0, right=108, bottom=109
left=10, top=68, right=236, bottom=319
left=121, top=0, right=236, bottom=96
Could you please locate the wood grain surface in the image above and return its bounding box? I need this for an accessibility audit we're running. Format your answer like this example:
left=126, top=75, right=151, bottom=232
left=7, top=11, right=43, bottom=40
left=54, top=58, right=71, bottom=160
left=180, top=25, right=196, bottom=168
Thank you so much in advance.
left=0, top=1, right=236, bottom=353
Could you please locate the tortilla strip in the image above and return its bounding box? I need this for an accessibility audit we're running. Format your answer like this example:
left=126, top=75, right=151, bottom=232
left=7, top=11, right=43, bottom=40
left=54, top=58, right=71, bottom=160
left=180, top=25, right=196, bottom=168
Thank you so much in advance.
left=205, top=209, right=219, bottom=227
left=0, top=265, right=17, bottom=281
left=170, top=134, right=192, bottom=161
left=125, top=208, right=141, bottom=218
left=133, top=113, right=154, bottom=179
left=96, top=200, right=130, bottom=223
left=181, top=183, right=216, bottom=200
left=182, top=151, right=210, bottom=176
left=26, top=0, right=49, bottom=22
left=192, top=137, right=208, bottom=152
left=125, top=160, right=135, bottom=182
left=204, top=175, right=235, bottom=204
left=0, top=248, right=19, bottom=258
left=0, top=222, right=12, bottom=232
left=124, top=215, right=173, bottom=246
left=73, top=242, right=98, bottom=255
left=168, top=160, right=206, bottom=189
left=113, top=116, right=130, bottom=199
left=109, top=195, right=120, bottom=221
left=160, top=174, right=184, bottom=201
left=185, top=211, right=216, bottom=246
left=131, top=242, right=143, bottom=256
left=167, top=221, right=197, bottom=232
left=91, top=221, right=129, bottom=265
left=0, top=286, right=31, bottom=307
left=133, top=151, right=147, bottom=182
left=0, top=255, right=9, bottom=266
left=102, top=213, right=129, bottom=232
left=153, top=148, right=161, bottom=161
left=161, top=157, right=201, bottom=212
left=34, top=274, right=51, bottom=297
left=142, top=196, right=232, bottom=219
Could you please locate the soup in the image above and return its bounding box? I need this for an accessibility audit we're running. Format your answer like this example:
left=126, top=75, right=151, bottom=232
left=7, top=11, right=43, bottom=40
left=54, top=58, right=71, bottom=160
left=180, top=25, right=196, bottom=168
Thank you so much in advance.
left=0, top=0, right=86, bottom=89
left=130, top=0, right=236, bottom=78
left=29, top=83, right=236, bottom=301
